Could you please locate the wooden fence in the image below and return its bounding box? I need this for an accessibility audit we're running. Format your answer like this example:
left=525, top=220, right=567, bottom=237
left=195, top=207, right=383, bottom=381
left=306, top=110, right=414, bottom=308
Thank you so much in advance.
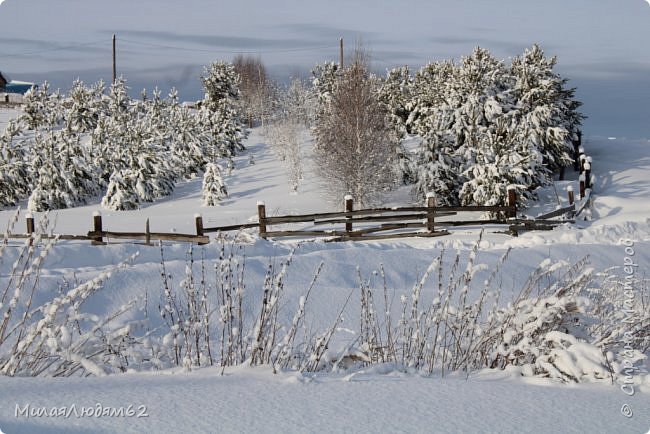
left=204, top=188, right=576, bottom=241
left=7, top=212, right=209, bottom=246
left=3, top=188, right=577, bottom=246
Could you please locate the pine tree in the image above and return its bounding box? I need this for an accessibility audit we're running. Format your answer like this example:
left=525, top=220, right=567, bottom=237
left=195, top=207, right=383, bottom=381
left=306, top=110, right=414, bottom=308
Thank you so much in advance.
left=200, top=61, right=244, bottom=157
left=168, top=104, right=209, bottom=179
left=378, top=65, right=414, bottom=138
left=101, top=169, right=140, bottom=210
left=0, top=120, right=29, bottom=206
left=311, top=61, right=341, bottom=107
left=510, top=44, right=583, bottom=174
left=458, top=118, right=540, bottom=207
left=413, top=129, right=462, bottom=205
left=27, top=133, right=80, bottom=211
left=201, top=61, right=240, bottom=110
left=64, top=79, right=99, bottom=134
left=202, top=163, right=228, bottom=206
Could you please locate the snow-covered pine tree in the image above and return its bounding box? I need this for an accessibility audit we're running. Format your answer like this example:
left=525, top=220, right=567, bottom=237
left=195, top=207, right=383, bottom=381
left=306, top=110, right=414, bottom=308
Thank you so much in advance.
left=56, top=129, right=100, bottom=201
left=201, top=61, right=240, bottom=111
left=0, top=120, right=29, bottom=206
left=101, top=169, right=140, bottom=210
left=407, top=60, right=456, bottom=137
left=125, top=117, right=176, bottom=202
left=199, top=103, right=243, bottom=162
left=511, top=44, right=583, bottom=172
left=450, top=48, right=540, bottom=207
left=378, top=65, right=414, bottom=139
left=64, top=79, right=98, bottom=134
left=458, top=117, right=540, bottom=207
left=201, top=162, right=228, bottom=206
left=19, top=82, right=50, bottom=130
left=27, top=132, right=84, bottom=211
left=90, top=114, right=122, bottom=186
left=510, top=44, right=583, bottom=174
left=413, top=128, right=462, bottom=206
left=200, top=61, right=244, bottom=157
left=168, top=103, right=209, bottom=179
left=311, top=61, right=341, bottom=108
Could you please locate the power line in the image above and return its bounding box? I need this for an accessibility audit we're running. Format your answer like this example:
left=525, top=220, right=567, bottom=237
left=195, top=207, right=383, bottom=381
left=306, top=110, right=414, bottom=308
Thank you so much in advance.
left=0, top=36, right=336, bottom=60
left=117, top=37, right=334, bottom=54
left=0, top=39, right=107, bottom=58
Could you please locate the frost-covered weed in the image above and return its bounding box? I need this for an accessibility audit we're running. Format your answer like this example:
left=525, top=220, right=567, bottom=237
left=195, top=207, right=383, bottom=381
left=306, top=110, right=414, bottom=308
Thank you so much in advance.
left=1, top=225, right=645, bottom=384
left=0, top=212, right=141, bottom=376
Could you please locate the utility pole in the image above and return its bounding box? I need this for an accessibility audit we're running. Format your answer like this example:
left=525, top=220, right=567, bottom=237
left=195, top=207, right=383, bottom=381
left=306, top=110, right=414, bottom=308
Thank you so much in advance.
left=339, top=37, right=344, bottom=69
left=112, top=34, right=117, bottom=83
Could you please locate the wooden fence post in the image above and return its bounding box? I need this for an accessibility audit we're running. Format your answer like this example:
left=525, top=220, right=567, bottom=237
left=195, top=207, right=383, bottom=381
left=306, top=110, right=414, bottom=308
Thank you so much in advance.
left=584, top=162, right=591, bottom=189
left=194, top=214, right=208, bottom=245
left=345, top=195, right=353, bottom=233
left=579, top=174, right=586, bottom=199
left=26, top=213, right=35, bottom=235
left=26, top=213, right=34, bottom=246
left=426, top=192, right=435, bottom=233
left=567, top=186, right=575, bottom=206
left=92, top=211, right=104, bottom=245
left=145, top=218, right=151, bottom=246
left=579, top=154, right=586, bottom=172
left=257, top=201, right=267, bottom=239
left=507, top=186, right=517, bottom=219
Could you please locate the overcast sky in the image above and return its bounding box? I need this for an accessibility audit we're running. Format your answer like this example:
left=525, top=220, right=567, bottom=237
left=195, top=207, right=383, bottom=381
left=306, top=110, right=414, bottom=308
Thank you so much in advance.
left=1, top=0, right=649, bottom=137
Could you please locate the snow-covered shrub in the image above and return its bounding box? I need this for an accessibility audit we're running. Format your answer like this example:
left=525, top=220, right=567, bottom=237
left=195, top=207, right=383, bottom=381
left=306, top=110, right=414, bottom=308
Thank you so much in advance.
left=306, top=239, right=620, bottom=383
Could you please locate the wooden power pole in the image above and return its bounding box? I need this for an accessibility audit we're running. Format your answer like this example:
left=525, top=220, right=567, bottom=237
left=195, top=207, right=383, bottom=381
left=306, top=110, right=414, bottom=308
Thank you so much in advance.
left=339, top=37, right=344, bottom=69
left=112, top=34, right=117, bottom=83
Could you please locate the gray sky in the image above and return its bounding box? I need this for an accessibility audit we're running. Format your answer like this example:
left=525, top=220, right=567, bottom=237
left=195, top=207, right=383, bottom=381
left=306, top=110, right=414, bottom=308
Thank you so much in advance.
left=1, top=0, right=649, bottom=137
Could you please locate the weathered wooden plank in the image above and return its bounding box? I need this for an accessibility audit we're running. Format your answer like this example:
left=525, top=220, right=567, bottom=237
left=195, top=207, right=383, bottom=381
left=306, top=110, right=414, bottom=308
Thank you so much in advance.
left=330, top=230, right=451, bottom=242
left=435, top=219, right=507, bottom=226
left=87, top=231, right=209, bottom=244
left=6, top=234, right=91, bottom=241
left=351, top=223, right=427, bottom=235
left=263, top=205, right=500, bottom=225
left=312, top=211, right=456, bottom=226
left=535, top=204, right=576, bottom=220
left=261, top=230, right=338, bottom=238
left=203, top=222, right=260, bottom=233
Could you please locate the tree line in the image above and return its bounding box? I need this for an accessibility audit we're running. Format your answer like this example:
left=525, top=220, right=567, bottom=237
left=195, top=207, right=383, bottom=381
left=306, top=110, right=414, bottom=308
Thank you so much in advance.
left=0, top=44, right=583, bottom=212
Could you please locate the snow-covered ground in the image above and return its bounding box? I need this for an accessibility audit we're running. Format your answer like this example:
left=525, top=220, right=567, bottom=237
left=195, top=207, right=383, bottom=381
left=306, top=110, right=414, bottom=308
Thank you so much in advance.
left=0, top=107, right=649, bottom=433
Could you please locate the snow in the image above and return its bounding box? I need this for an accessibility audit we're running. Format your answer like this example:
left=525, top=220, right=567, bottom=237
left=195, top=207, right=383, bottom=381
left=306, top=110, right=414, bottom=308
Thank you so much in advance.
left=1, top=366, right=648, bottom=434
left=0, top=106, right=649, bottom=432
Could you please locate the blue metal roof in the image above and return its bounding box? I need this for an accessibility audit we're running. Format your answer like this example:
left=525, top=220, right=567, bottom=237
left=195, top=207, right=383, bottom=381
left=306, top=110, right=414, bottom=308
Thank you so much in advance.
left=5, top=82, right=35, bottom=94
